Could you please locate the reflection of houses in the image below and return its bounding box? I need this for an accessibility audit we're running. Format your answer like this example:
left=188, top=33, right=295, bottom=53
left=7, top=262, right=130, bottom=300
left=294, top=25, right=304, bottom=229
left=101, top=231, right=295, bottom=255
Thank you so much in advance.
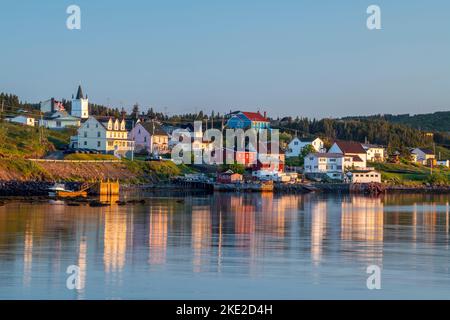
left=341, top=197, right=384, bottom=242
left=310, top=201, right=327, bottom=265
left=104, top=210, right=128, bottom=273
left=149, top=208, right=168, bottom=265
left=23, top=227, right=33, bottom=286
left=192, top=207, right=211, bottom=272
left=77, top=237, right=87, bottom=292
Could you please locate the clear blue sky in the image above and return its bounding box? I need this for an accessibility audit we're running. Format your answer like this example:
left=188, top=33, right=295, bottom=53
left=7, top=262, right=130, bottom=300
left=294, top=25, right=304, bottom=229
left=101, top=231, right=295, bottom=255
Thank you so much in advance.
left=0, top=0, right=449, bottom=118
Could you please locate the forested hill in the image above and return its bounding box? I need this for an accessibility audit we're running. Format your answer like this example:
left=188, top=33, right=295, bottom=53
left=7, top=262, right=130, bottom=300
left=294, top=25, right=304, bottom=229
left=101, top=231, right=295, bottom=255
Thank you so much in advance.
left=342, top=111, right=450, bottom=133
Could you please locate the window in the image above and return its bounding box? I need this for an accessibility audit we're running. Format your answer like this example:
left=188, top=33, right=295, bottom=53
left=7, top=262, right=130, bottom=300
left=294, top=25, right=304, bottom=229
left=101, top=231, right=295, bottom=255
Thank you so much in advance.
left=84, top=132, right=87, bottom=138
left=294, top=141, right=298, bottom=145
left=97, top=141, right=101, bottom=148
left=84, top=141, right=87, bottom=146
left=96, top=123, right=98, bottom=128
left=87, top=124, right=90, bottom=128
left=144, top=136, right=147, bottom=142
left=138, top=129, right=141, bottom=134
left=330, top=158, right=336, bottom=162
left=97, top=131, right=101, bottom=138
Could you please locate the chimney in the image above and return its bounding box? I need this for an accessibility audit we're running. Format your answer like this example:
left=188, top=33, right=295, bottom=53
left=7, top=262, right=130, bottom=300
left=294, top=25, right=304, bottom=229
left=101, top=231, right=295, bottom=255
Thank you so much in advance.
left=264, top=111, right=267, bottom=119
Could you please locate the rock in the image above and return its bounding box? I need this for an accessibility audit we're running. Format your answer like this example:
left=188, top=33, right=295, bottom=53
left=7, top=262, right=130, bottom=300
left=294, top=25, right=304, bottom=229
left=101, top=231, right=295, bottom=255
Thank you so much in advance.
left=67, top=202, right=81, bottom=207
left=89, top=200, right=109, bottom=207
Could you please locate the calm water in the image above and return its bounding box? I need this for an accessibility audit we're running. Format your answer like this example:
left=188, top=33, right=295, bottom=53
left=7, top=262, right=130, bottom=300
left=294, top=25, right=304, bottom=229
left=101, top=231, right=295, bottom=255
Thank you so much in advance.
left=0, top=193, right=449, bottom=300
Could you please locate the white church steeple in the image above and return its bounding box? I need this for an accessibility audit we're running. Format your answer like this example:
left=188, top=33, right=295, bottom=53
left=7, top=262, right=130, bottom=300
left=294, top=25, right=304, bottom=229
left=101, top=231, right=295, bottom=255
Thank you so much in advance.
left=71, top=85, right=89, bottom=119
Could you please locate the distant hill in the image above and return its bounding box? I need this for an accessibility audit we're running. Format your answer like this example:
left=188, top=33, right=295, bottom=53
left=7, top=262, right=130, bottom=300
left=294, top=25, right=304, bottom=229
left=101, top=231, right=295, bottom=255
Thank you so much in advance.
left=342, top=111, right=450, bottom=133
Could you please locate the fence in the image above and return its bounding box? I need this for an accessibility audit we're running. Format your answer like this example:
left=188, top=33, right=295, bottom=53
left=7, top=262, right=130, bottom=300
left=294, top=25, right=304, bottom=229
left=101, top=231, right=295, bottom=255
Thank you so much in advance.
left=27, top=159, right=122, bottom=163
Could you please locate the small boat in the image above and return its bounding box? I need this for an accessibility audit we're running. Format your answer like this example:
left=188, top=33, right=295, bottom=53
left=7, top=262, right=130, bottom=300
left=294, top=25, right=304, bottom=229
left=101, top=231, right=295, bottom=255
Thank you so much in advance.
left=48, top=183, right=88, bottom=198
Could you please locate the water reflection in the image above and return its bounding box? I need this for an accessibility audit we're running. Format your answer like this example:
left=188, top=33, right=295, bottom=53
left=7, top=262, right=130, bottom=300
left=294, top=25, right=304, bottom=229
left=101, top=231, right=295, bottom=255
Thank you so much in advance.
left=103, top=207, right=127, bottom=273
left=0, top=193, right=449, bottom=299
left=149, top=207, right=168, bottom=265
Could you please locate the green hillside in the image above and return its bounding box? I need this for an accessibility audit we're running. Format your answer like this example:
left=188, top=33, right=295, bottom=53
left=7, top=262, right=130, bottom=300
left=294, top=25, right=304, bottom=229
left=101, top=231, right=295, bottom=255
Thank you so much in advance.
left=0, top=121, right=75, bottom=158
left=343, top=111, right=450, bottom=133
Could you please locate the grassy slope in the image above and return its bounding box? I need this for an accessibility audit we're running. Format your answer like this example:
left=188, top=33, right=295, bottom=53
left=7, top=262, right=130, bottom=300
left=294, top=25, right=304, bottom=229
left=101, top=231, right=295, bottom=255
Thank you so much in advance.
left=64, top=153, right=118, bottom=160
left=0, top=122, right=189, bottom=181
left=0, top=122, right=49, bottom=158
left=370, top=162, right=450, bottom=185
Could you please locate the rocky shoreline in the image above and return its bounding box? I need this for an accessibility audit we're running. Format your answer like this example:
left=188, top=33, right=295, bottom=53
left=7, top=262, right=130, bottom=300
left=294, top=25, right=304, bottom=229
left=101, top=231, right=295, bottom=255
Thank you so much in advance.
left=1, top=180, right=450, bottom=197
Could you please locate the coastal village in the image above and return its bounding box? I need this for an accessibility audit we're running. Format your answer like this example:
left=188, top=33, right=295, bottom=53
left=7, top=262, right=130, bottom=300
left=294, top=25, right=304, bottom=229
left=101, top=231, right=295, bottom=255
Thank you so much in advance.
left=0, top=85, right=449, bottom=197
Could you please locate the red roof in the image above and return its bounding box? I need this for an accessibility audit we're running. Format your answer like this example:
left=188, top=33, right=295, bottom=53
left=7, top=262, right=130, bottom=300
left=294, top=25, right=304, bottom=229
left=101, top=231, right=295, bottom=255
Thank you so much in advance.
left=241, top=112, right=268, bottom=122
left=334, top=140, right=366, bottom=154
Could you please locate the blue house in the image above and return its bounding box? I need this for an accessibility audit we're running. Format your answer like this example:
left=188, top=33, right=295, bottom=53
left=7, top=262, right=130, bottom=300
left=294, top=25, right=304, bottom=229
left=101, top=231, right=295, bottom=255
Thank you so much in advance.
left=226, top=111, right=270, bottom=130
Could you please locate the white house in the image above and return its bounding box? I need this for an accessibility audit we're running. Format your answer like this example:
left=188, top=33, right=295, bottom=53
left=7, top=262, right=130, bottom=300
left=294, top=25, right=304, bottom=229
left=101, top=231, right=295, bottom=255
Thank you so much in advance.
left=410, top=148, right=435, bottom=164
left=304, top=153, right=344, bottom=180
left=362, top=143, right=385, bottom=162
left=329, top=140, right=367, bottom=168
left=286, top=137, right=324, bottom=157
left=347, top=169, right=381, bottom=184
left=39, top=111, right=81, bottom=129
left=73, top=116, right=134, bottom=157
left=40, top=98, right=65, bottom=113
left=71, top=85, right=89, bottom=119
left=6, top=115, right=35, bottom=127
left=437, top=160, right=449, bottom=167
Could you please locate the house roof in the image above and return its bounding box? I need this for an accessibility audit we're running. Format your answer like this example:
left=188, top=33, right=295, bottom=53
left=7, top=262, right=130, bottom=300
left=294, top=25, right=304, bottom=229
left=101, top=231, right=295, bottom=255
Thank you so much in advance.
left=241, top=111, right=269, bottom=122
left=91, top=116, right=127, bottom=131
left=362, top=143, right=384, bottom=149
left=416, top=148, right=434, bottom=155
left=43, top=111, right=79, bottom=121
left=309, top=153, right=343, bottom=158
left=334, top=140, right=366, bottom=154
left=301, top=137, right=320, bottom=143
left=140, top=121, right=168, bottom=136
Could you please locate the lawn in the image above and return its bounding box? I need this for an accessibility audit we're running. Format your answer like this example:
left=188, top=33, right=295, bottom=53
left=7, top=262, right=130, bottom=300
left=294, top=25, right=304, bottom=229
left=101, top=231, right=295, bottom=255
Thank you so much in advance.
left=370, top=161, right=450, bottom=185
left=64, top=153, right=118, bottom=161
